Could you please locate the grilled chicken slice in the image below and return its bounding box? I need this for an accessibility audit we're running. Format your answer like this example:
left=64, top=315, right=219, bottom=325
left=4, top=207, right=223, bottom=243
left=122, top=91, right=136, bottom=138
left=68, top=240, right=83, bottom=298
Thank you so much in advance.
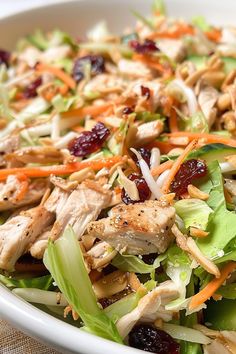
left=157, top=39, right=187, bottom=62
left=0, top=175, right=47, bottom=211
left=87, top=200, right=175, bottom=255
left=0, top=135, right=20, bottom=167
left=6, top=146, right=64, bottom=165
left=29, top=228, right=51, bottom=259
left=0, top=206, right=54, bottom=270
left=135, top=120, right=164, bottom=146
left=50, top=180, right=111, bottom=240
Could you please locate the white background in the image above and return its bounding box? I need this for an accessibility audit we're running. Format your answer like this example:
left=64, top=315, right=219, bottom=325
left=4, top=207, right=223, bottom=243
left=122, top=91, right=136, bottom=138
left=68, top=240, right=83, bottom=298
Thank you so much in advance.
left=0, top=0, right=65, bottom=18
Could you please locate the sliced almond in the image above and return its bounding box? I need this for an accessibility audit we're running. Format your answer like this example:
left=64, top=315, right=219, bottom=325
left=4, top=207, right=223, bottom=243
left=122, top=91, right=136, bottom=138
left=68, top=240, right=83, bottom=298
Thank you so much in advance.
left=186, top=237, right=220, bottom=278
left=187, top=184, right=209, bottom=200
left=190, top=227, right=209, bottom=238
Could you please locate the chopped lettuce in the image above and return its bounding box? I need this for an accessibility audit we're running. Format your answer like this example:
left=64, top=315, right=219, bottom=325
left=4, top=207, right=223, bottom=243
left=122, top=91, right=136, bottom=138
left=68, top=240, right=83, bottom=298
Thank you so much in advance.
left=189, top=111, right=209, bottom=133
left=180, top=278, right=203, bottom=354
left=28, top=29, right=77, bottom=51
left=105, top=291, right=143, bottom=322
left=136, top=111, right=164, bottom=122
left=132, top=11, right=155, bottom=29
left=165, top=245, right=192, bottom=311
left=204, top=299, right=236, bottom=330
left=43, top=227, right=122, bottom=343
left=197, top=161, right=236, bottom=257
left=217, top=283, right=236, bottom=299
left=28, top=29, right=49, bottom=50
left=0, top=274, right=53, bottom=290
left=112, top=253, right=157, bottom=274
left=0, top=84, right=12, bottom=120
left=175, top=199, right=213, bottom=231
left=152, top=0, right=166, bottom=15
left=192, top=16, right=211, bottom=32
left=52, top=94, right=76, bottom=113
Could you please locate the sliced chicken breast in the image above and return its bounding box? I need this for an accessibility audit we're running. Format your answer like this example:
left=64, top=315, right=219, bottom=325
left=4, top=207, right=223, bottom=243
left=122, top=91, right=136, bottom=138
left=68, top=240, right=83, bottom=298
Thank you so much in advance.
left=50, top=180, right=111, bottom=240
left=87, top=200, right=175, bottom=255
left=0, top=205, right=54, bottom=270
left=0, top=175, right=47, bottom=211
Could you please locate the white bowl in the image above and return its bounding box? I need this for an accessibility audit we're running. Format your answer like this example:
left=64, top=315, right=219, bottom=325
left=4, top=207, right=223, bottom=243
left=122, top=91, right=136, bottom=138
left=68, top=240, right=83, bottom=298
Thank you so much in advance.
left=0, top=0, right=236, bottom=353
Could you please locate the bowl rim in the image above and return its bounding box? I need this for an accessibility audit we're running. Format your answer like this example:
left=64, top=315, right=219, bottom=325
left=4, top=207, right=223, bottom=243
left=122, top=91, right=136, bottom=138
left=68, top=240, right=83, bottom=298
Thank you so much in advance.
left=0, top=3, right=142, bottom=352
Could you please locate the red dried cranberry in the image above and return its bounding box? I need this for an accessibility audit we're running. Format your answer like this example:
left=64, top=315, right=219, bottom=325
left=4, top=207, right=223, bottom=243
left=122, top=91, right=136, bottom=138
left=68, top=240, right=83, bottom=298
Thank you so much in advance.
left=123, top=106, right=134, bottom=115
left=0, top=49, right=10, bottom=67
left=121, top=173, right=151, bottom=205
left=23, top=77, right=42, bottom=98
left=129, top=324, right=180, bottom=354
left=129, top=39, right=159, bottom=54
left=141, top=85, right=151, bottom=99
left=142, top=253, right=158, bottom=265
left=68, top=122, right=110, bottom=157
left=72, top=55, right=105, bottom=83
left=171, top=159, right=207, bottom=197
left=133, top=148, right=151, bottom=168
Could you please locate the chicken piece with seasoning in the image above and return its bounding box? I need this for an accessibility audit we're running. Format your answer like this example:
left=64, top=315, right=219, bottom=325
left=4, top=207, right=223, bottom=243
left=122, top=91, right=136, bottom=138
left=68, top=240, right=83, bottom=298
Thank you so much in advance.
left=87, top=200, right=175, bottom=255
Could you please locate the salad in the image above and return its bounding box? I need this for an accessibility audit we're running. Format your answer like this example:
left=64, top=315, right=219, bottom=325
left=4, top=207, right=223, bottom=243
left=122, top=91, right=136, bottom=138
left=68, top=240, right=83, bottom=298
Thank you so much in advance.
left=0, top=0, right=236, bottom=352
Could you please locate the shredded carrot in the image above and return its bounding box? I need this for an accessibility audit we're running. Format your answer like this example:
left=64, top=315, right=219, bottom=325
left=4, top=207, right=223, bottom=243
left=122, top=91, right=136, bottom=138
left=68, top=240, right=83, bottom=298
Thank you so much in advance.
left=165, top=132, right=236, bottom=148
left=59, top=84, right=69, bottom=96
left=62, top=102, right=114, bottom=119
left=133, top=54, right=172, bottom=78
left=147, top=140, right=181, bottom=154
left=161, top=139, right=198, bottom=193
left=189, top=262, right=236, bottom=310
left=148, top=24, right=195, bottom=40
left=205, top=28, right=222, bottom=42
left=169, top=107, right=179, bottom=133
left=0, top=156, right=123, bottom=181
left=36, top=62, right=76, bottom=90
left=151, top=160, right=174, bottom=177
left=14, top=173, right=29, bottom=201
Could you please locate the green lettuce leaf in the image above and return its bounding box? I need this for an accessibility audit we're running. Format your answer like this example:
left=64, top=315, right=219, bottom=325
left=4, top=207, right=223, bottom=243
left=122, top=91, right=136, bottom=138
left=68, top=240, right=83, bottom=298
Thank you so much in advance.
left=52, top=94, right=76, bottom=113
left=43, top=227, right=122, bottom=343
left=175, top=199, right=213, bottom=230
left=192, top=16, right=211, bottom=31
left=197, top=161, right=236, bottom=257
left=152, top=0, right=166, bottom=15
left=180, top=278, right=203, bottom=354
left=112, top=253, right=157, bottom=274
left=217, top=283, right=236, bottom=299
left=0, top=274, right=53, bottom=290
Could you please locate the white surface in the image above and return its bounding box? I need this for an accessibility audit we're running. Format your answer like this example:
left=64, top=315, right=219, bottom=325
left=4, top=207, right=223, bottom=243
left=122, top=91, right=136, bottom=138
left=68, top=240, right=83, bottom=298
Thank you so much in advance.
left=0, top=0, right=65, bottom=18
left=0, top=1, right=236, bottom=353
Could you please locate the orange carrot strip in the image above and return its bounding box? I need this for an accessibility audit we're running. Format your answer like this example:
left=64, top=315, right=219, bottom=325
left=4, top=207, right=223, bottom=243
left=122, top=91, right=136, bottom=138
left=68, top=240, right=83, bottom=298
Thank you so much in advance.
left=148, top=24, right=195, bottom=40
left=165, top=132, right=236, bottom=147
left=169, top=108, right=179, bottom=133
left=189, top=262, right=236, bottom=310
left=147, top=140, right=181, bottom=154
left=161, top=139, right=198, bottom=193
left=14, top=173, right=29, bottom=202
left=205, top=28, right=222, bottom=42
left=0, top=156, right=122, bottom=181
left=133, top=54, right=172, bottom=78
left=62, top=102, right=114, bottom=119
left=151, top=160, right=174, bottom=177
left=36, top=63, right=76, bottom=90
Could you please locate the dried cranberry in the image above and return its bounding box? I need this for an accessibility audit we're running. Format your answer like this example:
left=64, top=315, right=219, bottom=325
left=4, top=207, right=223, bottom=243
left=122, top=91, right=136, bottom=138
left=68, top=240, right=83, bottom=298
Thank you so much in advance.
left=23, top=77, right=42, bottom=98
left=123, top=106, right=134, bottom=115
left=72, top=55, right=105, bottom=83
left=132, top=148, right=151, bottom=168
left=171, top=159, right=207, bottom=197
left=129, top=324, right=180, bottom=354
left=68, top=122, right=110, bottom=157
left=142, top=253, right=158, bottom=265
left=121, top=173, right=151, bottom=205
left=141, top=85, right=151, bottom=99
left=129, top=39, right=159, bottom=54
left=0, top=49, right=10, bottom=67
